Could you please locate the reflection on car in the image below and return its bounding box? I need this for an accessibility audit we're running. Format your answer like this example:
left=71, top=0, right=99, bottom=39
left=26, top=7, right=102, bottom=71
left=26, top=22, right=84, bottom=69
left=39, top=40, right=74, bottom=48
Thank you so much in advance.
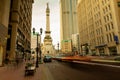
left=43, top=55, right=52, bottom=62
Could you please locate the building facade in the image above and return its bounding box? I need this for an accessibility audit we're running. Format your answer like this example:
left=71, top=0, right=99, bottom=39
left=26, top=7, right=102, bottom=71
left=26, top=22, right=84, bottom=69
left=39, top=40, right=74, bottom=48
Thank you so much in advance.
left=61, top=40, right=72, bottom=53
left=77, top=0, right=120, bottom=55
left=71, top=33, right=80, bottom=54
left=0, top=0, right=11, bottom=66
left=31, top=32, right=41, bottom=54
left=6, top=0, right=34, bottom=60
left=60, top=0, right=78, bottom=40
left=60, top=0, right=78, bottom=52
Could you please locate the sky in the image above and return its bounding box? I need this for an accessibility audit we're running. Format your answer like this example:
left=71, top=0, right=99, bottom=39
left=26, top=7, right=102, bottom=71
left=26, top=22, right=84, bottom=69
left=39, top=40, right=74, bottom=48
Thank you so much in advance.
left=32, top=0, right=60, bottom=48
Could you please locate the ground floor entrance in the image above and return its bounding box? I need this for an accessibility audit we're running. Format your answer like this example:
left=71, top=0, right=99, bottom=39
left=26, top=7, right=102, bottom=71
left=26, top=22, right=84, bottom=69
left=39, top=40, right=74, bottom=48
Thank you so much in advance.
left=109, top=47, right=117, bottom=55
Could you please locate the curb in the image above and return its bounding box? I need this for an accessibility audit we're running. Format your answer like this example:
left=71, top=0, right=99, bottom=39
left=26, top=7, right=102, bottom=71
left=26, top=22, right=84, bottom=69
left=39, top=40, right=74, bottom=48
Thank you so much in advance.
left=91, top=59, right=120, bottom=63
left=89, top=59, right=120, bottom=66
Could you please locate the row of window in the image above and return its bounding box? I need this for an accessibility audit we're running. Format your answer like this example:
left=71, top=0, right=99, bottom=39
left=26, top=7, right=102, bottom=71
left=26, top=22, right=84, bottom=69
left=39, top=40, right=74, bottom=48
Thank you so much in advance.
left=104, top=13, right=112, bottom=22
left=78, top=0, right=118, bottom=46
left=103, top=4, right=111, bottom=14
left=89, top=34, right=116, bottom=47
left=93, top=4, right=100, bottom=12
left=89, top=30, right=94, bottom=38
left=95, top=19, right=102, bottom=27
left=88, top=17, right=93, bottom=25
left=97, top=36, right=104, bottom=45
left=106, top=32, right=115, bottom=43
left=17, top=29, right=25, bottom=43
left=96, top=27, right=103, bottom=35
left=102, top=0, right=110, bottom=5
left=89, top=39, right=96, bottom=47
left=105, top=22, right=114, bottom=31
left=94, top=12, right=100, bottom=20
left=20, top=2, right=32, bottom=38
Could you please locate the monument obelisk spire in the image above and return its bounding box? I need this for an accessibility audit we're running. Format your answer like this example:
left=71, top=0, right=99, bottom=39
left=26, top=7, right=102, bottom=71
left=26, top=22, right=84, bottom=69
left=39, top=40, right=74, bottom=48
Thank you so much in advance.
left=46, top=3, right=50, bottom=32
left=44, top=2, right=52, bottom=44
left=43, top=3, right=55, bottom=56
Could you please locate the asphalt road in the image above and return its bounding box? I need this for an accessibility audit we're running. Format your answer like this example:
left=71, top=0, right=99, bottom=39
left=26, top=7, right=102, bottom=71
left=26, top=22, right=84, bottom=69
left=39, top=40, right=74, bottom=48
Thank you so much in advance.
left=44, top=60, right=120, bottom=80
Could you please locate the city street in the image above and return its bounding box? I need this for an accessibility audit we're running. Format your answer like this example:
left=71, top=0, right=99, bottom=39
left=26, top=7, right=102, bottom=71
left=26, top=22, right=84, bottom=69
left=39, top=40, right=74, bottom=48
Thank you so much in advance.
left=1, top=60, right=120, bottom=80
left=45, top=60, right=120, bottom=80
left=1, top=0, right=120, bottom=80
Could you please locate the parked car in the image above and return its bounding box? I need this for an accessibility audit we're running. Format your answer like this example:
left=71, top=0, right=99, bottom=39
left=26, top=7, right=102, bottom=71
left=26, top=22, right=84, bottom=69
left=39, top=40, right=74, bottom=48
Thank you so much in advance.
left=43, top=55, right=52, bottom=62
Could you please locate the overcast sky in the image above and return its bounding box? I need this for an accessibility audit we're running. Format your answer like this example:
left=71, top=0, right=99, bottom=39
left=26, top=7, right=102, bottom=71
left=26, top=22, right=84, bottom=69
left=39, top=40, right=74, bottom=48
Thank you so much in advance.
left=32, top=0, right=60, bottom=48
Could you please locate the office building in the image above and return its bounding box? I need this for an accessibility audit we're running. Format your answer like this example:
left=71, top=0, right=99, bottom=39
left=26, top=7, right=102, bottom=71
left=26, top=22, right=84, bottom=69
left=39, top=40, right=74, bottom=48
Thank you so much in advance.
left=77, top=0, right=120, bottom=55
left=60, top=0, right=78, bottom=40
left=31, top=32, right=41, bottom=53
left=60, top=0, right=78, bottom=52
left=71, top=33, right=80, bottom=54
left=61, top=40, right=72, bottom=53
left=7, top=0, right=34, bottom=60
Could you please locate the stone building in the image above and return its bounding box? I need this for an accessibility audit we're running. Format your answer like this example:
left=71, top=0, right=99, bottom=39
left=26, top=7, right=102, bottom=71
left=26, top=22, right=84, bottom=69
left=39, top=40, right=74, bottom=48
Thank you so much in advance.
left=6, top=0, right=34, bottom=60
left=77, top=0, right=120, bottom=55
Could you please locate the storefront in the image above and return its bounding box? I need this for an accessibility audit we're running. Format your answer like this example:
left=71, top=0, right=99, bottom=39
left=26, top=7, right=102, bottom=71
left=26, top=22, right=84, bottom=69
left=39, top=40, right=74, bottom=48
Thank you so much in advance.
left=98, top=48, right=105, bottom=56
left=109, top=46, right=117, bottom=55
left=95, top=44, right=107, bottom=56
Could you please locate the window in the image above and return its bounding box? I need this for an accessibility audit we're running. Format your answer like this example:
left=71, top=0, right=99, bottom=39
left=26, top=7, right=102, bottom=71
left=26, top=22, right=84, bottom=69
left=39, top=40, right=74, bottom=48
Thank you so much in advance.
left=107, top=15, right=109, bottom=21
left=105, top=0, right=107, bottom=3
left=100, top=27, right=103, bottom=34
left=108, top=24, right=110, bottom=30
left=111, top=22, right=114, bottom=29
left=109, top=13, right=112, bottom=19
left=108, top=5, right=111, bottom=10
left=102, top=36, right=104, bottom=43
left=106, top=34, right=109, bottom=42
left=105, top=25, right=108, bottom=31
left=118, top=2, right=120, bottom=7
left=112, top=32, right=115, bottom=40
left=102, top=1, right=104, bottom=5
left=109, top=33, right=112, bottom=42
left=105, top=6, right=108, bottom=12
left=96, top=29, right=98, bottom=35
left=103, top=8, right=105, bottom=13
left=99, top=20, right=101, bottom=25
left=104, top=16, right=107, bottom=22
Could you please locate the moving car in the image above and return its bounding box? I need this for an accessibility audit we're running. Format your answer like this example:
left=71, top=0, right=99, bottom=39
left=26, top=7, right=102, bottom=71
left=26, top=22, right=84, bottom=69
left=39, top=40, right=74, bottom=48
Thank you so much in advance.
left=43, top=55, right=52, bottom=62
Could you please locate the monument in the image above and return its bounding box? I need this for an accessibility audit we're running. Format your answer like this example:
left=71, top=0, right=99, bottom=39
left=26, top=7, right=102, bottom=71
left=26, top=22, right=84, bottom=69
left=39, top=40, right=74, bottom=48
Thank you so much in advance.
left=42, top=3, right=55, bottom=57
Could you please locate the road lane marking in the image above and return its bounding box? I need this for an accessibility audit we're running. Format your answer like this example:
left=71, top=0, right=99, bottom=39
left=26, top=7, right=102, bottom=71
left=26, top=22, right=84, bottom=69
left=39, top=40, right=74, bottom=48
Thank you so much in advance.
left=72, top=61, right=120, bottom=68
left=43, top=64, right=54, bottom=80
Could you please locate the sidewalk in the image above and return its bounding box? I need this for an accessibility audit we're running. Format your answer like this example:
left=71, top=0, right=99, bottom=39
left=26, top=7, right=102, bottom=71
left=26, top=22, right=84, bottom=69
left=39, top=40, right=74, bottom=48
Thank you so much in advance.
left=0, top=61, right=54, bottom=80
left=90, top=56, right=120, bottom=66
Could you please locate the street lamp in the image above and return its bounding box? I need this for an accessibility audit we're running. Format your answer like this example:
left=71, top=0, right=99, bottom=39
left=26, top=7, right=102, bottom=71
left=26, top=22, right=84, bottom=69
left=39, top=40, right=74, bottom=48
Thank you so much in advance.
left=33, top=28, right=42, bottom=68
left=39, top=28, right=43, bottom=63
left=57, top=42, right=59, bottom=53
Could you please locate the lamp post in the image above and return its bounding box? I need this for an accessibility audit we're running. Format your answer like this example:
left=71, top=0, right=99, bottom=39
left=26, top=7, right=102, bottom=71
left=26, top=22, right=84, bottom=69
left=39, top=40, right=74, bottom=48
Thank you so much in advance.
left=33, top=28, right=42, bottom=68
left=39, top=28, right=43, bottom=63
left=57, top=42, right=59, bottom=53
